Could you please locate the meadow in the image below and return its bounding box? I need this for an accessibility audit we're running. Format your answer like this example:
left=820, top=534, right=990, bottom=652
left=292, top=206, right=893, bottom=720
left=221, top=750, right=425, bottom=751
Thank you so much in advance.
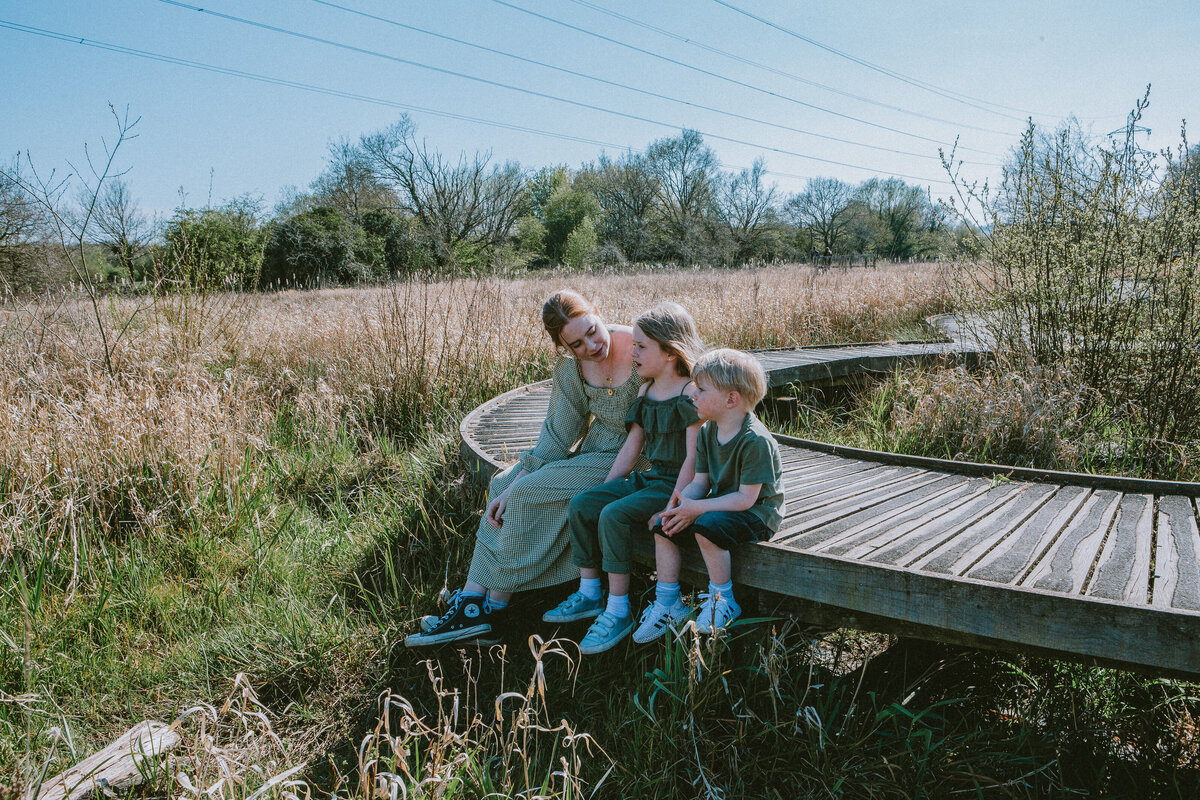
left=4, top=261, right=1200, bottom=798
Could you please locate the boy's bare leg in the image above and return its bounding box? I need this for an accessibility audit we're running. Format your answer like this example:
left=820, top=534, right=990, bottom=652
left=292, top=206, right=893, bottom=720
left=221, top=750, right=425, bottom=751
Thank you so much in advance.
left=696, top=535, right=732, bottom=585
left=608, top=572, right=630, bottom=598
left=654, top=533, right=682, bottom=583
left=579, top=567, right=602, bottom=580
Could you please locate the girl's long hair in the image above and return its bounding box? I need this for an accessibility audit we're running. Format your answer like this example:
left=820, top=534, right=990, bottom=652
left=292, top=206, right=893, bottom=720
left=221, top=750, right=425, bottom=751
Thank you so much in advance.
left=634, top=302, right=705, bottom=377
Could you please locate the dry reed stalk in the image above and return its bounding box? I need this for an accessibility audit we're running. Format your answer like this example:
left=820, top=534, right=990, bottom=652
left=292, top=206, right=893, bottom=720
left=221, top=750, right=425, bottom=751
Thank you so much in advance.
left=0, top=262, right=952, bottom=556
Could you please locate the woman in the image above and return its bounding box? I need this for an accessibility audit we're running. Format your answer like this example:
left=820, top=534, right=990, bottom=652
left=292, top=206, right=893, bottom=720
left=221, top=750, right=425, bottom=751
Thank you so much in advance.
left=406, top=289, right=642, bottom=647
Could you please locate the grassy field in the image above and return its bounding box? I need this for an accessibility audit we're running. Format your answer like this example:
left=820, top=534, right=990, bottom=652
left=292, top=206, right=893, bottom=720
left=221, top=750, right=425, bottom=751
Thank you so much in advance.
left=4, top=261, right=1199, bottom=798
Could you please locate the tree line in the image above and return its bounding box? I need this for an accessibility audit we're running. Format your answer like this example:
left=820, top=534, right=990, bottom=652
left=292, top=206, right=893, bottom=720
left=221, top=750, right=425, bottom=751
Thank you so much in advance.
left=1, top=113, right=967, bottom=293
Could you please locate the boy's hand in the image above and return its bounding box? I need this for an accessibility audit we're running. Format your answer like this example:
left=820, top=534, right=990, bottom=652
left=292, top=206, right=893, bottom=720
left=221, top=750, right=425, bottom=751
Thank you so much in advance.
left=659, top=498, right=702, bottom=537
left=647, top=491, right=683, bottom=531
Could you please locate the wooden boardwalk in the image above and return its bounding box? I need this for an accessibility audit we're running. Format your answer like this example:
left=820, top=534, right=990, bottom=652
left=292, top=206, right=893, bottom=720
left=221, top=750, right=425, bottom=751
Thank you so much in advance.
left=460, top=340, right=1200, bottom=677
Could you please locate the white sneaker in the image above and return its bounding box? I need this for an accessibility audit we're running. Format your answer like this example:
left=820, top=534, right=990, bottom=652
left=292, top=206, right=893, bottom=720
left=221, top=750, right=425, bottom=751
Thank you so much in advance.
left=694, top=591, right=741, bottom=634
left=632, top=601, right=691, bottom=643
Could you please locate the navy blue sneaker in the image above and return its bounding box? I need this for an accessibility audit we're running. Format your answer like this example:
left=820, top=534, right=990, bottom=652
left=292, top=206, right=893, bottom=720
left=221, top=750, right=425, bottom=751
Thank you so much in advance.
left=405, top=591, right=500, bottom=647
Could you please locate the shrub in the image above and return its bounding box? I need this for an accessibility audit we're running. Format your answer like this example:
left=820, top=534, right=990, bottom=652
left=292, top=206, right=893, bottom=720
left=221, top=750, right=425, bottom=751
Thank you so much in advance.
left=950, top=94, right=1200, bottom=446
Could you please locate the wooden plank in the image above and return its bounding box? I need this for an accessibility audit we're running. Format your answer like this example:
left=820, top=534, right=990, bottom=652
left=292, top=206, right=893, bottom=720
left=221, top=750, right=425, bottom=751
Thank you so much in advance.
left=1021, top=490, right=1122, bottom=594
left=779, top=461, right=892, bottom=500
left=28, top=721, right=181, bottom=800
left=909, top=482, right=1060, bottom=575
left=818, top=478, right=998, bottom=560
left=775, top=474, right=965, bottom=550
left=861, top=482, right=1028, bottom=566
left=781, top=464, right=916, bottom=510
left=966, top=485, right=1092, bottom=585
left=780, top=469, right=948, bottom=535
left=1153, top=496, right=1200, bottom=612
left=1087, top=493, right=1154, bottom=604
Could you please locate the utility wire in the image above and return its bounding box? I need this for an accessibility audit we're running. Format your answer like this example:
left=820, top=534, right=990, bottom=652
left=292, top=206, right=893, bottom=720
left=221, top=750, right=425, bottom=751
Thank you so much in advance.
left=0, top=18, right=958, bottom=189
left=709, top=0, right=1118, bottom=123
left=149, top=0, right=961, bottom=183
left=486, top=0, right=997, bottom=156
left=306, top=0, right=997, bottom=165
left=563, top=0, right=1017, bottom=137
left=0, top=20, right=631, bottom=152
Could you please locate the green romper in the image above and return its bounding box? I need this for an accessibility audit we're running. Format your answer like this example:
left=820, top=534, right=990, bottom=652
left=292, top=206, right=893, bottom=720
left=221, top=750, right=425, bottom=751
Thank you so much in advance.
left=467, top=355, right=641, bottom=593
left=567, top=387, right=700, bottom=575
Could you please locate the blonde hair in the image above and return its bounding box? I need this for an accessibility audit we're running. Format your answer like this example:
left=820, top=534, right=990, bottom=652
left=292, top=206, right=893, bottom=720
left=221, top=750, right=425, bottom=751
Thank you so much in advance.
left=633, top=302, right=704, bottom=377
left=692, top=348, right=768, bottom=407
left=542, top=289, right=598, bottom=349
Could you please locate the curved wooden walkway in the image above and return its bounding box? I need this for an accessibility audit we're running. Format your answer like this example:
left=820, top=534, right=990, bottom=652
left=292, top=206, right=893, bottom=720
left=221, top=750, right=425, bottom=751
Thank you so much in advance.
left=459, top=338, right=1200, bottom=677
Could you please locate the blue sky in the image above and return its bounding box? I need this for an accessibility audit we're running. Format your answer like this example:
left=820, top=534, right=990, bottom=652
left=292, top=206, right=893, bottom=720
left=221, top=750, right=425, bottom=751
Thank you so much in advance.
left=3, top=0, right=1197, bottom=217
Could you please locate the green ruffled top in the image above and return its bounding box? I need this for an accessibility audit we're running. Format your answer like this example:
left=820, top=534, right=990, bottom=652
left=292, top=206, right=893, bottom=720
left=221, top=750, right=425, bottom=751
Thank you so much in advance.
left=625, top=391, right=700, bottom=478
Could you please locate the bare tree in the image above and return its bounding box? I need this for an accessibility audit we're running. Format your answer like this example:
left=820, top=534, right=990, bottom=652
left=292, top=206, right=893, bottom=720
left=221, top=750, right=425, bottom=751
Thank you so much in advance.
left=855, top=177, right=931, bottom=259
left=311, top=137, right=395, bottom=225
left=784, top=177, right=854, bottom=256
left=92, top=178, right=151, bottom=280
left=0, top=156, right=49, bottom=291
left=0, top=106, right=146, bottom=374
left=359, top=117, right=528, bottom=269
left=717, top=158, right=778, bottom=263
left=646, top=129, right=717, bottom=264
left=576, top=152, right=659, bottom=262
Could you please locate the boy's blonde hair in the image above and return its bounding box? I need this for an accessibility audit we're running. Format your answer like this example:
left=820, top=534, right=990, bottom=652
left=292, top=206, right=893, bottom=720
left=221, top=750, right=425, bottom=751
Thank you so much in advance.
left=633, top=302, right=705, bottom=377
left=692, top=348, right=768, bottom=407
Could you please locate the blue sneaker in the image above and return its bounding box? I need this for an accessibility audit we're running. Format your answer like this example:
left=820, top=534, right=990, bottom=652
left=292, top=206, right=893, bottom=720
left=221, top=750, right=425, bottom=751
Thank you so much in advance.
left=632, top=601, right=692, bottom=643
left=694, top=592, right=741, bottom=634
left=543, top=591, right=605, bottom=624
left=578, top=611, right=634, bottom=654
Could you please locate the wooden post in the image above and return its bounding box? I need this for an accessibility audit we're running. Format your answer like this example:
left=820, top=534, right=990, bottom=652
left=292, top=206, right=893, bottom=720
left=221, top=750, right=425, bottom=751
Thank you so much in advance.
left=25, top=721, right=181, bottom=800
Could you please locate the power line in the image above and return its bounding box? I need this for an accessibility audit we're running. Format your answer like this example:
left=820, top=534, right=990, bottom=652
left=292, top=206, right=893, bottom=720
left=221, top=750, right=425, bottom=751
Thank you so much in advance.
left=486, top=0, right=998, bottom=157
left=0, top=21, right=938, bottom=192
left=0, top=19, right=965, bottom=189
left=0, top=20, right=634, bottom=152
left=709, top=0, right=1114, bottom=123
left=305, top=0, right=998, bottom=166
left=148, top=0, right=963, bottom=183
left=562, top=0, right=1017, bottom=138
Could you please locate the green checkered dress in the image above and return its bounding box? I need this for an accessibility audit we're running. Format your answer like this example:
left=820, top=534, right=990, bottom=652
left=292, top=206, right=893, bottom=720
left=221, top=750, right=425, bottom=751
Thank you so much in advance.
left=467, top=355, right=643, bottom=592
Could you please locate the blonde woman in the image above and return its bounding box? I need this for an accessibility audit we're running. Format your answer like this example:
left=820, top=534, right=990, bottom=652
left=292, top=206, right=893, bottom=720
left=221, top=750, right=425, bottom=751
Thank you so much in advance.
left=407, top=290, right=641, bottom=647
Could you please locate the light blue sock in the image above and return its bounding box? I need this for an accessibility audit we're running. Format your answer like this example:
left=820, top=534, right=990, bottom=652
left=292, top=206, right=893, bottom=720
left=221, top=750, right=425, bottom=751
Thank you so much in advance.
left=709, top=580, right=735, bottom=603
left=579, top=577, right=603, bottom=601
left=655, top=581, right=681, bottom=608
left=605, top=593, right=631, bottom=619
left=484, top=596, right=508, bottom=613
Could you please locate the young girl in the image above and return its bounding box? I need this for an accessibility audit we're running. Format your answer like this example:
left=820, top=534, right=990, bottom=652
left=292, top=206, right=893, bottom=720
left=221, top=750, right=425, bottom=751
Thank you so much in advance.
left=543, top=301, right=704, bottom=654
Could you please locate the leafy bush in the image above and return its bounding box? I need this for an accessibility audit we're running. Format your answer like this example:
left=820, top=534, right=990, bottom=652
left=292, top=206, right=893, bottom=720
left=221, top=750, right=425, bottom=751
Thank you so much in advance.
left=951, top=94, right=1200, bottom=446
left=163, top=199, right=266, bottom=288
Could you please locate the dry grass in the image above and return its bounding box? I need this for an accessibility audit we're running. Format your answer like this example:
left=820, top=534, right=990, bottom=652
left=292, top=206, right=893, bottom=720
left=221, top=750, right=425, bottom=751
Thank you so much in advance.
left=0, top=261, right=951, bottom=557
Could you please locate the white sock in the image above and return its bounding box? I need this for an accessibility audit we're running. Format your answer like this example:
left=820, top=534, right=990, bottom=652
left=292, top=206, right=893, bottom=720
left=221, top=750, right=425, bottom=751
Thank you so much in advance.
left=605, top=593, right=630, bottom=619
left=709, top=580, right=735, bottom=603
left=579, top=577, right=603, bottom=601
left=484, top=596, right=508, bottom=613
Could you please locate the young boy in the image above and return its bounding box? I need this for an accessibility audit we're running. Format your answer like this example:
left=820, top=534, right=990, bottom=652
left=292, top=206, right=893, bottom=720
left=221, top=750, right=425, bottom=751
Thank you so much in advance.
left=637, top=349, right=785, bottom=640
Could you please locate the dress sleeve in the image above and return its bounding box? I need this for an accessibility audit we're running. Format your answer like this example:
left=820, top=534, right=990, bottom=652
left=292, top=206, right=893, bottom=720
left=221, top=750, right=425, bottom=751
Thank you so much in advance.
left=519, top=356, right=590, bottom=473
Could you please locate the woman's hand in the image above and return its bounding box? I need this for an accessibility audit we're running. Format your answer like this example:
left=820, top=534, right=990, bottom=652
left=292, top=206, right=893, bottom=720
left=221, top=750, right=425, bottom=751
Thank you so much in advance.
left=485, top=488, right=511, bottom=527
